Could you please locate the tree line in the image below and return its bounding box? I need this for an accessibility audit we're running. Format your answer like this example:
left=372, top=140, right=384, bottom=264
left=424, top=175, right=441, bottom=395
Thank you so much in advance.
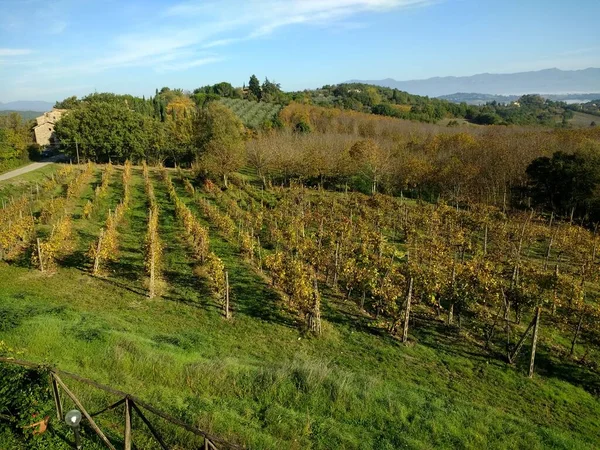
left=53, top=86, right=600, bottom=223
left=0, top=113, right=40, bottom=172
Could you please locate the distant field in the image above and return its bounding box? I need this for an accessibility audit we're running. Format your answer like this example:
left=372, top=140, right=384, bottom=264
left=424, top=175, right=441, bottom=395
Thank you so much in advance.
left=220, top=98, right=282, bottom=129
left=569, top=111, right=599, bottom=127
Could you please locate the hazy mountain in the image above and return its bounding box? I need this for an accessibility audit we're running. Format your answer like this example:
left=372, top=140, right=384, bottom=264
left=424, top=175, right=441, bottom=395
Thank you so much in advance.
left=0, top=101, right=54, bottom=112
left=438, top=92, right=600, bottom=105
left=349, top=68, right=600, bottom=97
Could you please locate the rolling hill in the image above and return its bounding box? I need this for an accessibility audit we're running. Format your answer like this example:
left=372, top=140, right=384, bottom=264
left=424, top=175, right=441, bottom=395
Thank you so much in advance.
left=349, top=68, right=600, bottom=97
left=0, top=100, right=53, bottom=112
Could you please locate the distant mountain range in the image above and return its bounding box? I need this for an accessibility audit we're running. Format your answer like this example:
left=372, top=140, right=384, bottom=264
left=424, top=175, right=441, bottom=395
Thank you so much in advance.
left=348, top=68, right=600, bottom=98
left=438, top=92, right=600, bottom=105
left=0, top=101, right=53, bottom=112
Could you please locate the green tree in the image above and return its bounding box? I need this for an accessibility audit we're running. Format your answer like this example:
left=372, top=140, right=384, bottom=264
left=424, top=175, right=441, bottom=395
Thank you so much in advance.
left=55, top=101, right=156, bottom=163
left=249, top=75, right=262, bottom=101
left=526, top=151, right=600, bottom=219
left=194, top=102, right=244, bottom=188
left=54, top=96, right=79, bottom=109
left=262, top=78, right=283, bottom=103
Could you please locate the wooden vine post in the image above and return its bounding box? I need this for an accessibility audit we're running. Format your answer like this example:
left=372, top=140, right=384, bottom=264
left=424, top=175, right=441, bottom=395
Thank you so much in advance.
left=93, top=229, right=104, bottom=275
left=570, top=309, right=584, bottom=356
left=148, top=208, right=156, bottom=299
left=149, top=253, right=156, bottom=299
left=528, top=305, right=542, bottom=378
left=36, top=238, right=44, bottom=272
left=225, top=271, right=231, bottom=319
left=402, top=277, right=413, bottom=343
left=308, top=278, right=322, bottom=335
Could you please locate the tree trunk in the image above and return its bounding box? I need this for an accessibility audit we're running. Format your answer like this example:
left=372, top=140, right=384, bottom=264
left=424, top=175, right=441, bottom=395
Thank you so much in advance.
left=223, top=173, right=228, bottom=189
left=402, top=278, right=413, bottom=343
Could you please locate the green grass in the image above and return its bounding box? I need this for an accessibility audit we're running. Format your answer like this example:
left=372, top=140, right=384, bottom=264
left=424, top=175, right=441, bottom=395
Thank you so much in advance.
left=0, top=158, right=32, bottom=176
left=0, top=162, right=62, bottom=203
left=0, top=166, right=599, bottom=449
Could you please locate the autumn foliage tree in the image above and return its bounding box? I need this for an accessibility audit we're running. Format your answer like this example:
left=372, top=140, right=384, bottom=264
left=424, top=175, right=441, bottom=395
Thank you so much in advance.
left=194, top=102, right=244, bottom=188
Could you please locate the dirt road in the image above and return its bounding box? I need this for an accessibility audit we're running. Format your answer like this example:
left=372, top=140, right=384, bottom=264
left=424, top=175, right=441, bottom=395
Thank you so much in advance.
left=0, top=156, right=63, bottom=182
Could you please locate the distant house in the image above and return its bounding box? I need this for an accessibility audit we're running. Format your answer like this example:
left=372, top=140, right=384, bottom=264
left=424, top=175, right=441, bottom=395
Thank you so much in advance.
left=33, top=108, right=67, bottom=147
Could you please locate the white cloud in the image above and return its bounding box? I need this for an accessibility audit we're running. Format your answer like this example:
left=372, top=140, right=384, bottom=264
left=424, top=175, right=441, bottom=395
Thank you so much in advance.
left=6, top=0, right=435, bottom=81
left=0, top=48, right=32, bottom=56
left=156, top=56, right=225, bottom=72
left=201, top=38, right=241, bottom=49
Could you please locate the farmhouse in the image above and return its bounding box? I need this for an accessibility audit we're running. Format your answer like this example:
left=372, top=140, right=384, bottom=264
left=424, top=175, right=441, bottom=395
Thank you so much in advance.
left=33, top=108, right=67, bottom=147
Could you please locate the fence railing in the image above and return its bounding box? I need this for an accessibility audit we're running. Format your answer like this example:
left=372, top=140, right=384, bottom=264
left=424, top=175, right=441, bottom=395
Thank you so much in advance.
left=0, top=357, right=243, bottom=450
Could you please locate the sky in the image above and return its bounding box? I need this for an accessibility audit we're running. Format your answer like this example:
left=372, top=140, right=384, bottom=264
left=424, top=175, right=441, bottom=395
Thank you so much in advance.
left=0, top=0, right=599, bottom=102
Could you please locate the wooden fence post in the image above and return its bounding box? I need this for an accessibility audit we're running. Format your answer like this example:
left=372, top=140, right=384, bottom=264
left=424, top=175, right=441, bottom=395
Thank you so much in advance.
left=52, top=373, right=117, bottom=450
left=124, top=397, right=132, bottom=450
left=51, top=374, right=63, bottom=421
left=130, top=402, right=169, bottom=450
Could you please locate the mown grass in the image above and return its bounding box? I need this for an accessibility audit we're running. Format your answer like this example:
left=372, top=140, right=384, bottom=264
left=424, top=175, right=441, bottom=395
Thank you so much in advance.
left=0, top=165, right=599, bottom=449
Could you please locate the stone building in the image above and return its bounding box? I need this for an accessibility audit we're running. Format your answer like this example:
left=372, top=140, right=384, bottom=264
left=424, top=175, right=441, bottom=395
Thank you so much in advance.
left=33, top=109, right=67, bottom=147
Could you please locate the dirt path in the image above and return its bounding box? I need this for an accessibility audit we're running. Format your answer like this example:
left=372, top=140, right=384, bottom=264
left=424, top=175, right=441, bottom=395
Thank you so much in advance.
left=0, top=155, right=63, bottom=182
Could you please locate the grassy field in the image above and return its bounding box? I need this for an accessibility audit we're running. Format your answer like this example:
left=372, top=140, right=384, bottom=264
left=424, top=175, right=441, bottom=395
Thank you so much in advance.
left=220, top=98, right=282, bottom=129
left=1, top=163, right=599, bottom=449
left=569, top=111, right=599, bottom=127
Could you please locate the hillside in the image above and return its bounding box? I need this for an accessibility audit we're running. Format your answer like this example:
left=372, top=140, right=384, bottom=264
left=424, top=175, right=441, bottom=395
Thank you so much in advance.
left=0, top=101, right=53, bottom=112
left=1, top=156, right=600, bottom=448
left=220, top=98, right=282, bottom=129
left=350, top=68, right=600, bottom=97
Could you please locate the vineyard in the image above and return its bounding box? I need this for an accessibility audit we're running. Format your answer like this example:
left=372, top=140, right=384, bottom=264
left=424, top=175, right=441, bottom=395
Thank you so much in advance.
left=220, top=98, right=282, bottom=129
left=1, top=162, right=600, bottom=449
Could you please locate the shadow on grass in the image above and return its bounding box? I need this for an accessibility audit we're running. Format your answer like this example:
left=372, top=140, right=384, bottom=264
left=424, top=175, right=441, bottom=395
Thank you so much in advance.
left=529, top=349, right=600, bottom=396
left=162, top=263, right=215, bottom=311
left=60, top=250, right=90, bottom=272
left=156, top=171, right=297, bottom=329
left=90, top=273, right=148, bottom=297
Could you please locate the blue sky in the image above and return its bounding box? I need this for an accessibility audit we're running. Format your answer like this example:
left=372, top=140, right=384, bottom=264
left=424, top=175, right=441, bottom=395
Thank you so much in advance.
left=0, top=0, right=599, bottom=102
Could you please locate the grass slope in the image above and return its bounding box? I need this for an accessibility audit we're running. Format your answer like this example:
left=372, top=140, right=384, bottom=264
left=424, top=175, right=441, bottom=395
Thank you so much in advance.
left=0, top=165, right=599, bottom=449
